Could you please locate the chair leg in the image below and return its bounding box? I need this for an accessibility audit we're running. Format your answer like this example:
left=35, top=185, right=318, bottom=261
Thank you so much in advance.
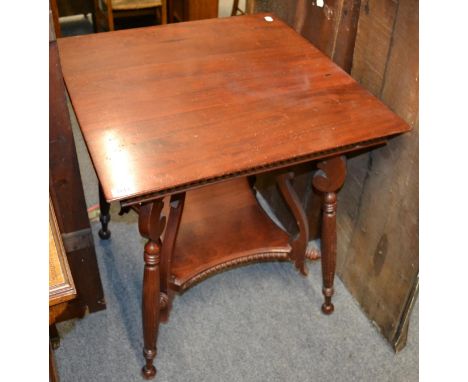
left=161, top=0, right=167, bottom=24
left=106, top=2, right=114, bottom=31
left=167, top=0, right=174, bottom=23
left=231, top=0, right=240, bottom=16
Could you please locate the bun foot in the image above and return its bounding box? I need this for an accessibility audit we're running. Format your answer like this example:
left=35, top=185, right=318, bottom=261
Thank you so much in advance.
left=321, top=302, right=334, bottom=315
left=98, top=228, right=111, bottom=240
left=141, top=365, right=156, bottom=380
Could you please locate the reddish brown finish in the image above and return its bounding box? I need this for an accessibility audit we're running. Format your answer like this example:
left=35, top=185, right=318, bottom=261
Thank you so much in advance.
left=59, top=14, right=412, bottom=378
left=170, top=178, right=291, bottom=291
left=50, top=0, right=61, bottom=38
left=168, top=0, right=218, bottom=22
left=276, top=172, right=309, bottom=275
left=58, top=14, right=409, bottom=204
left=159, top=192, right=185, bottom=322
left=312, top=155, right=347, bottom=314
left=138, top=200, right=166, bottom=379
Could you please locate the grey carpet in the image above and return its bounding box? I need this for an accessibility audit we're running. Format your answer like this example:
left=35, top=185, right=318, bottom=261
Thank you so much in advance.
left=55, top=46, right=418, bottom=382
left=55, top=219, right=418, bottom=381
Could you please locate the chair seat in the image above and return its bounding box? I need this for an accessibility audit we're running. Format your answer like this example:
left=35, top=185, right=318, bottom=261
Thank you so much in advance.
left=104, top=0, right=162, bottom=11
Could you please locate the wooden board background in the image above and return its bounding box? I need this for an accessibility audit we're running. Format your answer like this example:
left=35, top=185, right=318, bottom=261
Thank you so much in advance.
left=249, top=0, right=418, bottom=350
left=50, top=36, right=107, bottom=316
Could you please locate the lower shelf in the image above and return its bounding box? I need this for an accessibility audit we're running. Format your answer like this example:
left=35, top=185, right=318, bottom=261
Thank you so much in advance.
left=170, top=178, right=291, bottom=291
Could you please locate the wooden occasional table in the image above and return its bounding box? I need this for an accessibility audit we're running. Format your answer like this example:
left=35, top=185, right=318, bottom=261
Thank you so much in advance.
left=58, top=14, right=410, bottom=379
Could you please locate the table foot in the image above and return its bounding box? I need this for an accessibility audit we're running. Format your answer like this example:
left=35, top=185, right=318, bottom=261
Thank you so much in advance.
left=312, top=156, right=346, bottom=314
left=98, top=183, right=111, bottom=240
left=321, top=287, right=335, bottom=314
left=321, top=302, right=334, bottom=315
left=142, top=350, right=157, bottom=379
left=98, top=226, right=111, bottom=240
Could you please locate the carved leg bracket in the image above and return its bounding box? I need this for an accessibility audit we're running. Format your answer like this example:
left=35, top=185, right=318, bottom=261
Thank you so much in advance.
left=139, top=199, right=166, bottom=379
left=160, top=193, right=185, bottom=323
left=277, top=172, right=309, bottom=276
left=312, top=156, right=346, bottom=315
left=98, top=184, right=111, bottom=240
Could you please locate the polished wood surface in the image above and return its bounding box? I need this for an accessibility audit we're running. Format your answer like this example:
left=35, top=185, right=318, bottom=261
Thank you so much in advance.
left=58, top=14, right=409, bottom=204
left=170, top=178, right=291, bottom=291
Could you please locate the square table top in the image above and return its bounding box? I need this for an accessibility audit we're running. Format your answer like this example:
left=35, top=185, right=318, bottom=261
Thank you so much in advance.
left=58, top=14, right=410, bottom=204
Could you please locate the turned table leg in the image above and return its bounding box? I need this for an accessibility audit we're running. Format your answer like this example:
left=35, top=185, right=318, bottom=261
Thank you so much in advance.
left=138, top=199, right=166, bottom=379
left=98, top=183, right=111, bottom=240
left=312, top=156, right=346, bottom=314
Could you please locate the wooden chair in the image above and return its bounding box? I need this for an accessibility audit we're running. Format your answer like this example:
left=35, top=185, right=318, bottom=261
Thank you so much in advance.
left=231, top=0, right=245, bottom=16
left=94, top=0, right=167, bottom=31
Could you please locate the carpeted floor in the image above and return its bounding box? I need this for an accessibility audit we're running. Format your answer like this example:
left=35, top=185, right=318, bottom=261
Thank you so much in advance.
left=55, top=10, right=418, bottom=380
left=56, top=221, right=418, bottom=382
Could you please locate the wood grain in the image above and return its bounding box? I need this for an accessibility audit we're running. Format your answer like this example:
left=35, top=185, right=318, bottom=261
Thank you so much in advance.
left=170, top=178, right=291, bottom=291
left=351, top=0, right=399, bottom=96
left=249, top=0, right=362, bottom=241
left=58, top=14, right=409, bottom=204
left=337, top=0, right=419, bottom=349
left=50, top=40, right=106, bottom=313
left=252, top=0, right=361, bottom=72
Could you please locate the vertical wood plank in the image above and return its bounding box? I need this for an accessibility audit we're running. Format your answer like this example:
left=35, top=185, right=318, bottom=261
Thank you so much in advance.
left=351, top=0, right=399, bottom=95
left=50, top=42, right=107, bottom=314
left=337, top=0, right=418, bottom=349
left=332, top=0, right=361, bottom=72
left=186, top=0, right=218, bottom=20
left=251, top=0, right=418, bottom=350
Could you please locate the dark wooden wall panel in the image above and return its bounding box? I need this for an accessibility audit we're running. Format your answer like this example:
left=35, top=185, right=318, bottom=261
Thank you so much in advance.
left=185, top=0, right=218, bottom=20
left=251, top=0, right=361, bottom=73
left=171, top=0, right=218, bottom=21
left=337, top=0, right=418, bottom=349
left=249, top=0, right=418, bottom=350
left=56, top=0, right=94, bottom=17
left=351, top=0, right=399, bottom=95
left=50, top=41, right=106, bottom=314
